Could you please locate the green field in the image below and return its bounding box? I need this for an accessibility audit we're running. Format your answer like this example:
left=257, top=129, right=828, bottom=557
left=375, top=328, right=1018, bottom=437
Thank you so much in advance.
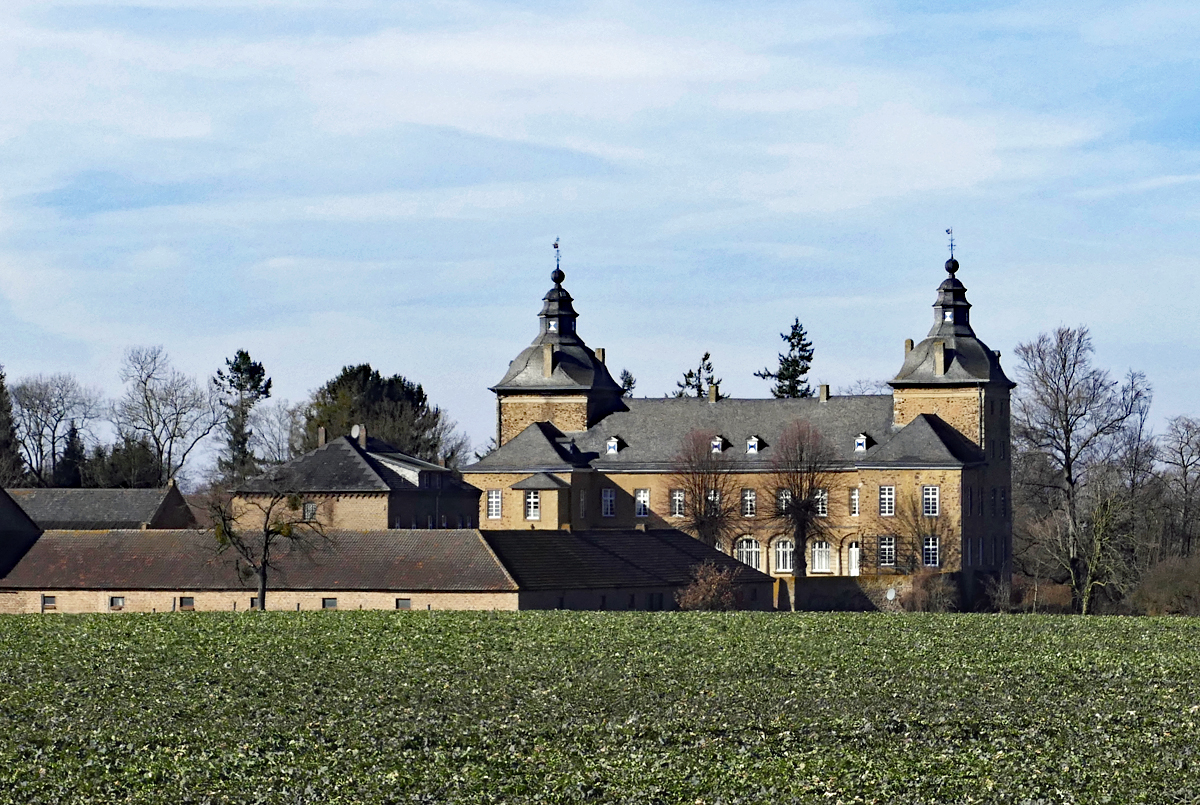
left=2, top=612, right=1199, bottom=804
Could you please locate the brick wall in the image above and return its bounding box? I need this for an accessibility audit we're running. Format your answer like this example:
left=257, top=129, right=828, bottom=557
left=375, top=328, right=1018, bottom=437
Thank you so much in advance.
left=233, top=493, right=389, bottom=531
left=497, top=395, right=588, bottom=445
left=468, top=473, right=571, bottom=530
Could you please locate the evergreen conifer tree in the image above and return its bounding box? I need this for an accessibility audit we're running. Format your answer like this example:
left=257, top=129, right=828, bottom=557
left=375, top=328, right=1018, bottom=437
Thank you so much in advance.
left=755, top=319, right=815, bottom=398
left=0, top=365, right=25, bottom=486
left=673, top=352, right=726, bottom=399
left=51, top=423, right=85, bottom=488
left=214, top=350, right=272, bottom=488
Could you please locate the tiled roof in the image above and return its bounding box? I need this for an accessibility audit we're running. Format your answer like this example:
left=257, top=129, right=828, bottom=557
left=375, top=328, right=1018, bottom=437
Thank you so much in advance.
left=482, top=529, right=771, bottom=591
left=4, top=487, right=195, bottom=530
left=238, top=436, right=473, bottom=495
left=0, top=529, right=518, bottom=592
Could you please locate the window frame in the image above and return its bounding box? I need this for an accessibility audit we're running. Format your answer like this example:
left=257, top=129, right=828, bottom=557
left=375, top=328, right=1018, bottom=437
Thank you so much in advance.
left=814, top=488, right=828, bottom=517
left=670, top=489, right=685, bottom=518
left=486, top=489, right=502, bottom=519
left=109, top=596, right=125, bottom=611
left=302, top=501, right=318, bottom=522
left=776, top=488, right=792, bottom=514
left=923, top=536, right=940, bottom=567
left=321, top=597, right=338, bottom=610
left=922, top=485, right=940, bottom=517
left=847, top=541, right=861, bottom=576
left=178, top=596, right=195, bottom=611
left=849, top=488, right=860, bottom=517
left=524, top=490, right=541, bottom=521
left=811, top=540, right=832, bottom=573
left=634, top=488, right=650, bottom=518
left=735, top=537, right=762, bottom=570
left=775, top=539, right=794, bottom=574
left=878, top=536, right=896, bottom=567
left=41, top=594, right=56, bottom=611
left=879, top=485, right=896, bottom=517
left=741, top=488, right=757, bottom=518
left=395, top=598, right=411, bottom=610
left=601, top=488, right=616, bottom=518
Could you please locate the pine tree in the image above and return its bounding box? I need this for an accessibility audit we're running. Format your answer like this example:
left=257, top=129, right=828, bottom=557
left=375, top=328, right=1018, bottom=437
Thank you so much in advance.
left=755, top=318, right=815, bottom=398
left=673, top=352, right=726, bottom=399
left=619, top=369, right=637, bottom=397
left=0, top=365, right=25, bottom=486
left=214, top=350, right=272, bottom=488
left=51, top=423, right=85, bottom=488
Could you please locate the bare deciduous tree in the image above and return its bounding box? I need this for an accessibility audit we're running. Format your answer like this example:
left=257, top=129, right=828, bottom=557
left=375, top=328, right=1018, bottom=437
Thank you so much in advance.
left=1013, top=326, right=1151, bottom=612
left=669, top=429, right=740, bottom=548
left=112, top=346, right=224, bottom=486
left=1162, top=416, right=1200, bottom=558
left=767, top=420, right=836, bottom=578
left=250, top=399, right=306, bottom=466
left=207, top=467, right=331, bottom=611
left=11, top=373, right=102, bottom=486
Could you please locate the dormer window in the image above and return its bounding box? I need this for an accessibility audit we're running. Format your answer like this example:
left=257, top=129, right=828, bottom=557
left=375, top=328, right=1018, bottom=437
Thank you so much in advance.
left=606, top=437, right=620, bottom=455
left=547, top=320, right=558, bottom=332
left=746, top=437, right=759, bottom=455
left=854, top=433, right=874, bottom=452
left=711, top=437, right=724, bottom=454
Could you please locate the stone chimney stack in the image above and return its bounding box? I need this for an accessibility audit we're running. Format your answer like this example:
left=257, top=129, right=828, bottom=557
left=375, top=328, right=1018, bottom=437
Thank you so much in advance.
left=318, top=426, right=326, bottom=447
left=905, top=338, right=914, bottom=355
left=358, top=424, right=368, bottom=448
left=819, top=384, right=830, bottom=402
left=595, top=348, right=605, bottom=364
left=543, top=344, right=554, bottom=378
left=708, top=383, right=719, bottom=403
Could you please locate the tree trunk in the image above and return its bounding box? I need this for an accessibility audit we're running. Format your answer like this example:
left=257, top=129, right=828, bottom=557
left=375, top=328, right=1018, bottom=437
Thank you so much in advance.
left=257, top=564, right=268, bottom=611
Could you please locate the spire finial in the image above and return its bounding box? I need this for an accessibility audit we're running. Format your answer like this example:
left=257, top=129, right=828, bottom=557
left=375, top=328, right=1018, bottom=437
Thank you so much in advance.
left=551, top=238, right=565, bottom=285
left=944, top=228, right=959, bottom=275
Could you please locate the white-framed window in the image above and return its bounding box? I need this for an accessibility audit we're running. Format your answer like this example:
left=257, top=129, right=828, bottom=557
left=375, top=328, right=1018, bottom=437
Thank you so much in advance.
left=741, top=488, right=756, bottom=517
left=602, top=488, right=616, bottom=518
left=878, top=536, right=896, bottom=567
left=705, top=489, right=721, bottom=516
left=848, top=542, right=861, bottom=576
left=923, top=536, right=940, bottom=567
left=776, top=489, right=792, bottom=514
left=302, top=501, right=318, bottom=522
left=879, top=485, right=895, bottom=517
left=775, top=539, right=794, bottom=573
left=746, top=437, right=759, bottom=454
left=815, top=489, right=828, bottom=517
left=735, top=537, right=761, bottom=570
left=670, top=489, right=685, bottom=517
left=849, top=488, right=860, bottom=517
left=710, top=437, right=723, bottom=453
left=486, top=489, right=502, bottom=519
left=606, top=437, right=619, bottom=455
left=525, top=490, right=540, bottom=520
left=811, top=540, right=831, bottom=573
left=923, top=486, right=940, bottom=517
left=635, top=489, right=650, bottom=517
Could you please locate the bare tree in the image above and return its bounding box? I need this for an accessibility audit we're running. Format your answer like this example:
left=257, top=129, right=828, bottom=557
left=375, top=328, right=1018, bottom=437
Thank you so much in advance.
left=11, top=373, right=102, bottom=486
left=767, top=420, right=836, bottom=578
left=250, top=399, right=306, bottom=466
left=1013, top=326, right=1151, bottom=612
left=837, top=379, right=890, bottom=395
left=669, top=429, right=740, bottom=548
left=112, top=346, right=224, bottom=485
left=207, top=466, right=331, bottom=611
left=1162, top=416, right=1200, bottom=557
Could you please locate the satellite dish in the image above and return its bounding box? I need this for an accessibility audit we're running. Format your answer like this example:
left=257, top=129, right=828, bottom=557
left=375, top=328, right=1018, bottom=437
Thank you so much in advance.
left=351, top=425, right=361, bottom=439
left=886, top=588, right=896, bottom=601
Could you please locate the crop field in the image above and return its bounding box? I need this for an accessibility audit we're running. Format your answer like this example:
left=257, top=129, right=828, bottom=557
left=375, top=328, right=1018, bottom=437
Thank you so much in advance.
left=2, top=613, right=1199, bottom=804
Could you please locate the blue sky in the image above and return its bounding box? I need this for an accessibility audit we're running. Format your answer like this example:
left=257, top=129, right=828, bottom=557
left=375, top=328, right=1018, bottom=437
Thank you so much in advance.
left=1, top=0, right=1198, bottom=454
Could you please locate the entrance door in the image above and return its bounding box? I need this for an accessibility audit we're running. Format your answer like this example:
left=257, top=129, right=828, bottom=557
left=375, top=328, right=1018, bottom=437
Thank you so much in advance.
left=848, top=541, right=861, bottom=576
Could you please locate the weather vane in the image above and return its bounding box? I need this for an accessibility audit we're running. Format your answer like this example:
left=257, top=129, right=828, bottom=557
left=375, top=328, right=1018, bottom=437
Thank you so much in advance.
left=946, top=228, right=955, bottom=258
left=553, top=238, right=560, bottom=270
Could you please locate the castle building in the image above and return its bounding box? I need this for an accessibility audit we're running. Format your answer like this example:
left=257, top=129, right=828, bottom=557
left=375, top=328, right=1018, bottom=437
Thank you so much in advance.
left=462, top=255, right=1014, bottom=607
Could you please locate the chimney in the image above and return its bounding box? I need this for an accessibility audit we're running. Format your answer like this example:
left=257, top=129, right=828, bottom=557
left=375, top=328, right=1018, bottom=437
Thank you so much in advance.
left=905, top=338, right=914, bottom=355
left=543, top=343, right=554, bottom=378
left=933, top=341, right=946, bottom=376
left=595, top=347, right=605, bottom=365
left=318, top=426, right=326, bottom=447
left=708, top=383, right=719, bottom=403
left=358, top=423, right=368, bottom=448
left=819, top=384, right=830, bottom=402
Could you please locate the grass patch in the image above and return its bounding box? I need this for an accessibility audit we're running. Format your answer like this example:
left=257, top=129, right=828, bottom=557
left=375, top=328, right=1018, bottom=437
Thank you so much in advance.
left=1, top=612, right=1199, bottom=803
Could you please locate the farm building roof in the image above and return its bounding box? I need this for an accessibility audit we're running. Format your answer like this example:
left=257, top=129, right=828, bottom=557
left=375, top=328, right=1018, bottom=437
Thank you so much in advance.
left=4, top=486, right=196, bottom=530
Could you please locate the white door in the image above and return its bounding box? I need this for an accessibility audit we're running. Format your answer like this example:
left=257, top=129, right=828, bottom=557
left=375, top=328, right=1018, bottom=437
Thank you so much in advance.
left=848, top=541, right=861, bottom=576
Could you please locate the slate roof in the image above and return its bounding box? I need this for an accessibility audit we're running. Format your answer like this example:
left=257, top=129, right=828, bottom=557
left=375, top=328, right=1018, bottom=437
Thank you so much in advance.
left=5, top=487, right=196, bottom=530
left=238, top=436, right=473, bottom=495
left=482, top=529, right=771, bottom=591
left=854, top=414, right=986, bottom=468
left=466, top=421, right=596, bottom=473
left=510, top=472, right=572, bottom=490
left=0, top=529, right=518, bottom=592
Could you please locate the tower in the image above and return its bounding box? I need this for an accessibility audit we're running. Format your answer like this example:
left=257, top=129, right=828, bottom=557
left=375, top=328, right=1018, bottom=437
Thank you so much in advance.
left=491, top=265, right=623, bottom=446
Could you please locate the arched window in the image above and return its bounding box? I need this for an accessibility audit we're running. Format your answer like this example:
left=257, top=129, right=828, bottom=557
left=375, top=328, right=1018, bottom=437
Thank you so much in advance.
left=811, top=540, right=831, bottom=573
left=775, top=539, right=794, bottom=573
left=735, top=537, right=761, bottom=570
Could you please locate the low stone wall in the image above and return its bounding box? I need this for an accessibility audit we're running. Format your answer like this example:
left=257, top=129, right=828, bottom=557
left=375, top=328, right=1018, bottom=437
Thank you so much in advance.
left=789, top=575, right=915, bottom=612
